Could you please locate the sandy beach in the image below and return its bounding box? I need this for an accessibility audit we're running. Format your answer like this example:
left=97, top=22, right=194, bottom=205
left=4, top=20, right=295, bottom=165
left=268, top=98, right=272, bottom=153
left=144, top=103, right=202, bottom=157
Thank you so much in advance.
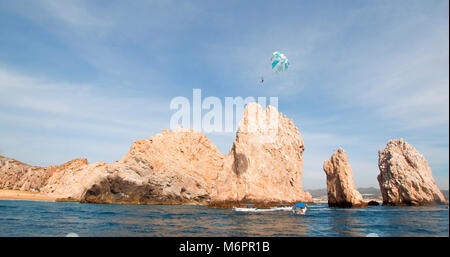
left=0, top=190, right=57, bottom=202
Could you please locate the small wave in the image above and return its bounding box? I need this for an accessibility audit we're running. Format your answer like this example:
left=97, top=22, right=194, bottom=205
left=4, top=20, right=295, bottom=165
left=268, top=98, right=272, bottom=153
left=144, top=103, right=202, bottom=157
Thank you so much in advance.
left=0, top=205, right=18, bottom=209
left=97, top=211, right=117, bottom=215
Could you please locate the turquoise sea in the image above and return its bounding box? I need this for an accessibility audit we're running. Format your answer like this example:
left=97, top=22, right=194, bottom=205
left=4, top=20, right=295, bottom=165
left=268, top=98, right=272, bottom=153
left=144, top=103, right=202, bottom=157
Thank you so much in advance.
left=0, top=200, right=448, bottom=237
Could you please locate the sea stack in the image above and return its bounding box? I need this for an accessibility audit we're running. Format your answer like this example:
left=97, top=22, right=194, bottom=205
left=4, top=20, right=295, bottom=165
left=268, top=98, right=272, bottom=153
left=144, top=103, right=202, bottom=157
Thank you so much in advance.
left=377, top=139, right=446, bottom=206
left=323, top=148, right=365, bottom=208
left=211, top=102, right=312, bottom=206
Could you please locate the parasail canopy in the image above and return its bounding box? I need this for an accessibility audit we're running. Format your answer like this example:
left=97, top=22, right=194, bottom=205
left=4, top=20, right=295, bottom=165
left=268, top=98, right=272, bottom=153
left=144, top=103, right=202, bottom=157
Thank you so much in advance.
left=271, top=51, right=290, bottom=73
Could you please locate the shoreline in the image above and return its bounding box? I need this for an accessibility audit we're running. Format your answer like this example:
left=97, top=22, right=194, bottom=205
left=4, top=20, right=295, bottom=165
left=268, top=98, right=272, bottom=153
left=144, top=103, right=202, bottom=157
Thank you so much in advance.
left=0, top=190, right=57, bottom=202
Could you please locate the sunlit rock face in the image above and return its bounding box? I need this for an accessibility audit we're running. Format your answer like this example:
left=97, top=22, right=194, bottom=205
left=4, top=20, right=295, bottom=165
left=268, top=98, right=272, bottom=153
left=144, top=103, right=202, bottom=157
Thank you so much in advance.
left=80, top=127, right=224, bottom=204
left=211, top=102, right=312, bottom=206
left=0, top=127, right=224, bottom=204
left=323, top=148, right=365, bottom=208
left=0, top=155, right=89, bottom=195
left=377, top=139, right=446, bottom=206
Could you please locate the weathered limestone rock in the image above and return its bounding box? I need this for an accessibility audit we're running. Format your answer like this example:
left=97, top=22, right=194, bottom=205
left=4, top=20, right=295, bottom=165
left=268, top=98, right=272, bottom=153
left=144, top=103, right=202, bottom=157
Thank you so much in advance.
left=211, top=102, right=312, bottom=206
left=43, top=161, right=108, bottom=200
left=0, top=127, right=224, bottom=204
left=80, top=127, right=224, bottom=204
left=0, top=156, right=89, bottom=193
left=323, top=148, right=365, bottom=208
left=0, top=156, right=33, bottom=190
left=377, top=139, right=447, bottom=205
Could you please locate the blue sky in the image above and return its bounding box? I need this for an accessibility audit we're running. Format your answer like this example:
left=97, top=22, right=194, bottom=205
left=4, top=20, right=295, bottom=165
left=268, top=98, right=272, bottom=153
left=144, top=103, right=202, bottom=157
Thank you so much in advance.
left=0, top=0, right=448, bottom=189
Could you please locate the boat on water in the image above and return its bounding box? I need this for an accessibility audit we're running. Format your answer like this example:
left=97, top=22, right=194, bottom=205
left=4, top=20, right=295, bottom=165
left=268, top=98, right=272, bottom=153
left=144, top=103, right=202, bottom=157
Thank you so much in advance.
left=292, top=203, right=307, bottom=215
left=269, top=206, right=293, bottom=211
left=232, top=204, right=256, bottom=212
left=232, top=203, right=293, bottom=212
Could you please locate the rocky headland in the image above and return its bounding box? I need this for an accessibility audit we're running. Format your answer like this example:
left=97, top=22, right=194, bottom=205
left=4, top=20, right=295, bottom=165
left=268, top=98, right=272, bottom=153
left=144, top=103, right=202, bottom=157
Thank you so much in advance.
left=0, top=102, right=313, bottom=206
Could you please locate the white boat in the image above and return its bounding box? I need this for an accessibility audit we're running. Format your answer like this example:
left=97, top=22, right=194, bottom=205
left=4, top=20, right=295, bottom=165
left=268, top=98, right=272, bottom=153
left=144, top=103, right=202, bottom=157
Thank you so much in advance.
left=232, top=207, right=257, bottom=212
left=232, top=205, right=293, bottom=212
left=292, top=203, right=307, bottom=215
left=269, top=206, right=293, bottom=211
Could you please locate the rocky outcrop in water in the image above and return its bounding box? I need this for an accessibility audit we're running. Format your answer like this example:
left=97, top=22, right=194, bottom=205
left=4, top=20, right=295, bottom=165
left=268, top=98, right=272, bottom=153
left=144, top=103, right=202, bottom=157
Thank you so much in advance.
left=211, top=102, right=312, bottom=206
left=323, top=148, right=365, bottom=208
left=377, top=139, right=447, bottom=205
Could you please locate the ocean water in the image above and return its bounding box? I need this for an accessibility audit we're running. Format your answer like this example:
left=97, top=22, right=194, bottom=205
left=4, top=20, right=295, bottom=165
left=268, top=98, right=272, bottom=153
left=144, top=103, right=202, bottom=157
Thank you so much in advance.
left=0, top=200, right=448, bottom=237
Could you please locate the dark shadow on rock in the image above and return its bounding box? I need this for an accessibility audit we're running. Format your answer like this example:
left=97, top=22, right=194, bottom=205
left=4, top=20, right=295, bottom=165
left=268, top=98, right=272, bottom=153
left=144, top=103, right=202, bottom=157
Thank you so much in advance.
left=367, top=200, right=380, bottom=206
left=232, top=153, right=248, bottom=176
left=80, top=176, right=209, bottom=204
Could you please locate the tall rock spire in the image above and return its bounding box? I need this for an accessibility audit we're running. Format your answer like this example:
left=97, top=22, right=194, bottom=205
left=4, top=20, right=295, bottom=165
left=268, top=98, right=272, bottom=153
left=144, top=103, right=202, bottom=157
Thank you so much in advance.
left=211, top=102, right=312, bottom=205
left=323, top=148, right=365, bottom=208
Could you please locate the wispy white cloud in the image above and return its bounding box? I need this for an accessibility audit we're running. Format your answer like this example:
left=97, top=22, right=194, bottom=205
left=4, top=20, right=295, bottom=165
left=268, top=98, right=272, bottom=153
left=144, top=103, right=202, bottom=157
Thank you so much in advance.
left=0, top=67, right=170, bottom=119
left=40, top=0, right=112, bottom=29
left=0, top=66, right=173, bottom=164
left=0, top=131, right=130, bottom=167
left=330, top=12, right=449, bottom=131
left=5, top=0, right=113, bottom=31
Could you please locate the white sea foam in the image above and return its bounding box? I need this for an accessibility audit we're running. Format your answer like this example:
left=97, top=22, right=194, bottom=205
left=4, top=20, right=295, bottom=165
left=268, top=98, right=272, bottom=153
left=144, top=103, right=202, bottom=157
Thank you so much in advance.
left=233, top=207, right=292, bottom=212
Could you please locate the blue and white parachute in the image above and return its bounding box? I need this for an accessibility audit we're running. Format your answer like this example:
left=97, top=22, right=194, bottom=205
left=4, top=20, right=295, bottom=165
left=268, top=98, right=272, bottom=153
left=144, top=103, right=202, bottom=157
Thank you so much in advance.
left=271, top=51, right=289, bottom=73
